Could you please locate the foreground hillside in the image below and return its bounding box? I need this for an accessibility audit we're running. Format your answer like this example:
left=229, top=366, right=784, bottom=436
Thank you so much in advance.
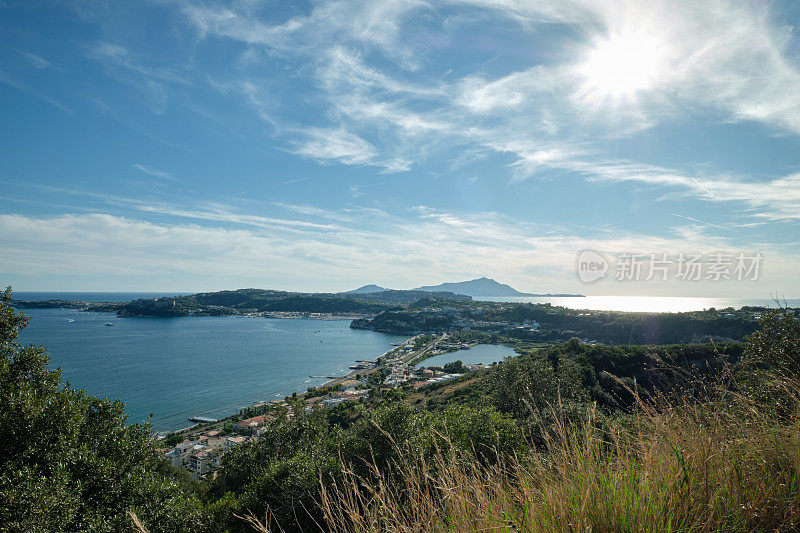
left=2, top=286, right=800, bottom=532
left=236, top=311, right=800, bottom=532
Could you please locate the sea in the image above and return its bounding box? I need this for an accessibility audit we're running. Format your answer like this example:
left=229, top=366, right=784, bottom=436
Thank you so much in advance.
left=477, top=295, right=800, bottom=313
left=13, top=292, right=794, bottom=432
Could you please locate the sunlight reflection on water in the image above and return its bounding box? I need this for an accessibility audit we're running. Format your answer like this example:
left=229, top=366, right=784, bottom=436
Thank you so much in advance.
left=478, top=296, right=797, bottom=313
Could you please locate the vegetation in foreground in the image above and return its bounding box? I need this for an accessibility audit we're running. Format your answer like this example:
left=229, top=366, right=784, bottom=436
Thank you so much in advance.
left=2, top=285, right=800, bottom=532
left=234, top=311, right=800, bottom=532
left=0, top=287, right=205, bottom=532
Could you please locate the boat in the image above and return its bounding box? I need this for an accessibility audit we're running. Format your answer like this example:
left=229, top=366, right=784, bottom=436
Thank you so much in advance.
left=67, top=319, right=75, bottom=323
left=104, top=322, right=114, bottom=326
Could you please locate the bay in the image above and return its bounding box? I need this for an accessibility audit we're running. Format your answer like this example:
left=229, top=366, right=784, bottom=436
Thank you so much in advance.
left=18, top=307, right=406, bottom=432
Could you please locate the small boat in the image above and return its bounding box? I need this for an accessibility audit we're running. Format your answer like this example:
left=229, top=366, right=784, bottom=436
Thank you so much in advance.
left=67, top=319, right=75, bottom=323
left=104, top=322, right=114, bottom=327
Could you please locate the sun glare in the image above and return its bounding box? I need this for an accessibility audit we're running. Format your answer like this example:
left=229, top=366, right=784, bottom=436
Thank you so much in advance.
left=578, top=30, right=666, bottom=102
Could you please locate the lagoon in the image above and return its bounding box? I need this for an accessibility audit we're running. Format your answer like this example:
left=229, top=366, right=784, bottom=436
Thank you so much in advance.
left=418, top=343, right=517, bottom=368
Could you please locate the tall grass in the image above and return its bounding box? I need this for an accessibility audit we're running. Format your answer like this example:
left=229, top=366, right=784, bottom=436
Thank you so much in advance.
left=245, top=373, right=800, bottom=532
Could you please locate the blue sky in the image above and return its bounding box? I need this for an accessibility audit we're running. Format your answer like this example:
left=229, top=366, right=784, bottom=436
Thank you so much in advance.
left=1, top=0, right=800, bottom=297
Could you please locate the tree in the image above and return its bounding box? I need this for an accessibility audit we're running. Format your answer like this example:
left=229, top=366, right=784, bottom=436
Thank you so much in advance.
left=443, top=360, right=466, bottom=373
left=0, top=287, right=204, bottom=532
left=738, top=308, right=800, bottom=412
left=440, top=405, right=520, bottom=460
left=743, top=308, right=800, bottom=376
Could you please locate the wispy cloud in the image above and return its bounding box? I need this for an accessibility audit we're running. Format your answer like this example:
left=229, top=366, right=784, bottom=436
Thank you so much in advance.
left=133, top=164, right=181, bottom=183
left=271, top=202, right=355, bottom=223
left=0, top=69, right=74, bottom=115
left=181, top=0, right=430, bottom=67
left=86, top=42, right=191, bottom=114
left=2, top=207, right=796, bottom=295
left=290, top=127, right=378, bottom=166
left=20, top=51, right=51, bottom=69
left=175, top=0, right=800, bottom=185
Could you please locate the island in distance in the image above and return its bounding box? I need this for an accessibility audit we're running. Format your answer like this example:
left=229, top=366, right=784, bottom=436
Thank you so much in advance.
left=345, top=277, right=584, bottom=298
left=344, top=284, right=389, bottom=294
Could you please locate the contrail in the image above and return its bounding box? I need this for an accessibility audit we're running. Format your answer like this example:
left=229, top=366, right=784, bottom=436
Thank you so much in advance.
left=670, top=212, right=731, bottom=231
left=690, top=177, right=715, bottom=197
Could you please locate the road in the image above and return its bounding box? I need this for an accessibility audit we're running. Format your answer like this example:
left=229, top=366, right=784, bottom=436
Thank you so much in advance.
left=315, top=332, right=450, bottom=389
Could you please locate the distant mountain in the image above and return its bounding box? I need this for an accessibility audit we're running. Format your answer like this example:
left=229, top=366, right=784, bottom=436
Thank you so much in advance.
left=344, top=284, right=389, bottom=294
left=344, top=278, right=583, bottom=298
left=411, top=277, right=532, bottom=297
left=351, top=290, right=471, bottom=304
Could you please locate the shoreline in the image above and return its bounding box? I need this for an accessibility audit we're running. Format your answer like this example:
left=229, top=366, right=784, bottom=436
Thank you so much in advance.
left=163, top=334, right=419, bottom=436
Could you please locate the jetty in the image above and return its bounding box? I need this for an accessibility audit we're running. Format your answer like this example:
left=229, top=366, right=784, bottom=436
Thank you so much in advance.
left=188, top=416, right=218, bottom=424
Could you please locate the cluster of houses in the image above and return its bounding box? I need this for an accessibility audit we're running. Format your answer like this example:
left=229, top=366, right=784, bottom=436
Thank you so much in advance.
left=163, top=430, right=252, bottom=479
left=411, top=363, right=487, bottom=389
left=261, top=311, right=367, bottom=320
left=411, top=372, right=464, bottom=389
left=383, top=366, right=411, bottom=386
left=162, top=404, right=288, bottom=479
left=320, top=379, right=371, bottom=406
left=381, top=350, right=489, bottom=388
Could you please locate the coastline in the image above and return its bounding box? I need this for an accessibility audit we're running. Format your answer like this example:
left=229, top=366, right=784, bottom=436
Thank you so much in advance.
left=163, top=334, right=420, bottom=438
left=175, top=327, right=418, bottom=432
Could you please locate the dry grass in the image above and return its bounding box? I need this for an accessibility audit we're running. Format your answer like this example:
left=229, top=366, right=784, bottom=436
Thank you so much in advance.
left=244, top=375, right=800, bottom=532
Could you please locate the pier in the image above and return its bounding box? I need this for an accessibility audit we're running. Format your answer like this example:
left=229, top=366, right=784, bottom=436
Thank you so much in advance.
left=188, top=416, right=218, bottom=424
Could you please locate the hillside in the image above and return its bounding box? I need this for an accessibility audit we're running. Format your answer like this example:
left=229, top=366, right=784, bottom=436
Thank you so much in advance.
left=11, top=288, right=471, bottom=317
left=187, top=309, right=800, bottom=531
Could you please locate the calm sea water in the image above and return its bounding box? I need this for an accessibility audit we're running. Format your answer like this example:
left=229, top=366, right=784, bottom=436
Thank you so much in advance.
left=13, top=292, right=189, bottom=302
left=18, top=307, right=406, bottom=432
left=478, top=296, right=800, bottom=313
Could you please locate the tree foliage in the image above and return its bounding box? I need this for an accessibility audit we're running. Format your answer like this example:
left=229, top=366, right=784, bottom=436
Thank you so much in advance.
left=0, top=288, right=205, bottom=532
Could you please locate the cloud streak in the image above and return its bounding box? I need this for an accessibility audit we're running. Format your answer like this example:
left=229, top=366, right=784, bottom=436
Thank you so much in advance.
left=166, top=0, right=800, bottom=234
left=2, top=207, right=796, bottom=295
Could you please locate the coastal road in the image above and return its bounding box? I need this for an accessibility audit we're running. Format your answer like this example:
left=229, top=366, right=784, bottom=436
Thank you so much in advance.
left=317, top=332, right=449, bottom=389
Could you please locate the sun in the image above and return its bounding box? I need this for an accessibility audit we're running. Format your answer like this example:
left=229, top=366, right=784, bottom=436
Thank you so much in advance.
left=577, top=30, right=667, bottom=102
